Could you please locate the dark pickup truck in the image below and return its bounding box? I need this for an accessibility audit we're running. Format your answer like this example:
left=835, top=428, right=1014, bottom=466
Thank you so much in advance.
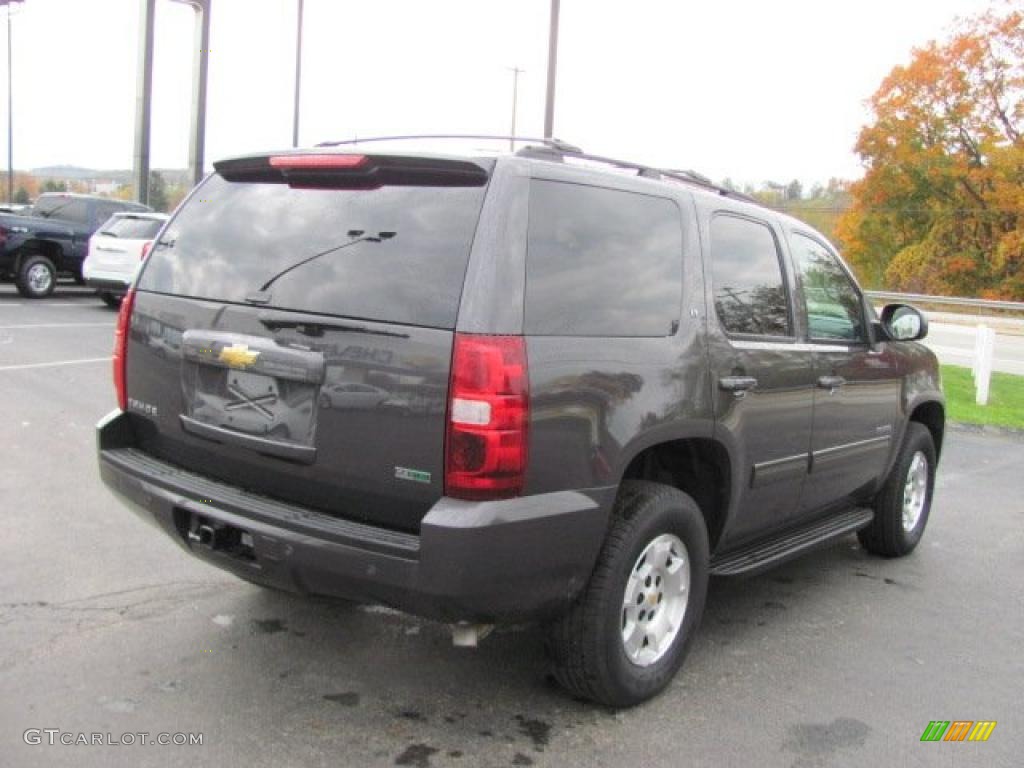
left=0, top=193, right=150, bottom=298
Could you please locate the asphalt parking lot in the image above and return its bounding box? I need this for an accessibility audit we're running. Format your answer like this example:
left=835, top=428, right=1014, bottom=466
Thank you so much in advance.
left=1, top=283, right=1021, bottom=768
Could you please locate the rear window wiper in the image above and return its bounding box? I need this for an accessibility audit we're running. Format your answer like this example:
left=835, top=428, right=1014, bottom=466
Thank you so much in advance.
left=244, top=229, right=396, bottom=305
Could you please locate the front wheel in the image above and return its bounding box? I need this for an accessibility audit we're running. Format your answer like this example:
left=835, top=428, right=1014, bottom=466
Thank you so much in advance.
left=858, top=422, right=936, bottom=557
left=545, top=480, right=709, bottom=707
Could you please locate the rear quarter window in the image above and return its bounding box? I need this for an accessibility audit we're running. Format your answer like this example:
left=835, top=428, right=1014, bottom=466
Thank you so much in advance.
left=136, top=173, right=488, bottom=328
left=525, top=180, right=683, bottom=336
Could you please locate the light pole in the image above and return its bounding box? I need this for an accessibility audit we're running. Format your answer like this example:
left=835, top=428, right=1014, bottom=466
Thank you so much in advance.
left=508, top=66, right=523, bottom=150
left=543, top=0, right=559, bottom=139
left=1, top=0, right=24, bottom=203
left=134, top=0, right=210, bottom=205
left=292, top=0, right=303, bottom=147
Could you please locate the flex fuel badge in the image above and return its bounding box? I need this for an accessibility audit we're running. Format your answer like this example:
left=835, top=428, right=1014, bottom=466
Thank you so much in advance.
left=395, top=467, right=432, bottom=484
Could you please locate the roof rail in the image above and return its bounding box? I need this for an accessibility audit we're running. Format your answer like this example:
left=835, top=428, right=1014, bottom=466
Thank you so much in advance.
left=315, top=134, right=583, bottom=153
left=515, top=145, right=756, bottom=203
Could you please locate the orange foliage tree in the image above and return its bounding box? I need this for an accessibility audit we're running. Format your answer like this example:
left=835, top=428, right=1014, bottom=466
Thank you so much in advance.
left=837, top=5, right=1024, bottom=299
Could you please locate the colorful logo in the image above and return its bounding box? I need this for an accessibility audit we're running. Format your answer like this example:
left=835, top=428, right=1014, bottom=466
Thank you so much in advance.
left=920, top=721, right=996, bottom=742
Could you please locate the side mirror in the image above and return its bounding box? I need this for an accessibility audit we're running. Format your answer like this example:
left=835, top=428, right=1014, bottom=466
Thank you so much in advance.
left=880, top=303, right=928, bottom=341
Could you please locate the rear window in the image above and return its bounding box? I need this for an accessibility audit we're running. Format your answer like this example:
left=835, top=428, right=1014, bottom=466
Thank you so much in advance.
left=100, top=216, right=164, bottom=240
left=525, top=180, right=683, bottom=336
left=33, top=196, right=90, bottom=224
left=136, top=173, right=487, bottom=328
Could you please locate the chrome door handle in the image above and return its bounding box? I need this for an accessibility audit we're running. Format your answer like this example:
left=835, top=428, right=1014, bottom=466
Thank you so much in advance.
left=817, top=375, right=846, bottom=391
left=719, top=376, right=758, bottom=393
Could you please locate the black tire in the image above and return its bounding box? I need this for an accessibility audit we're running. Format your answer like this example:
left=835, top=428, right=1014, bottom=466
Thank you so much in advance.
left=15, top=254, right=57, bottom=299
left=858, top=422, right=936, bottom=557
left=545, top=480, right=709, bottom=707
left=99, top=291, right=123, bottom=309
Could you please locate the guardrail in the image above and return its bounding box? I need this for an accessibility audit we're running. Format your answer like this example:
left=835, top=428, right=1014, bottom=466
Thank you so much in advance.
left=865, top=291, right=1024, bottom=312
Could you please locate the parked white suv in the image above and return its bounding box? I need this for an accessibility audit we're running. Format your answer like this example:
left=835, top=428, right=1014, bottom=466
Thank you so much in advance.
left=83, top=211, right=168, bottom=307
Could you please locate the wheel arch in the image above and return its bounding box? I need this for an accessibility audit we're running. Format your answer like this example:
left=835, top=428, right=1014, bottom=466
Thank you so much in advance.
left=16, top=239, right=65, bottom=271
left=618, top=436, right=732, bottom=552
left=909, top=399, right=945, bottom=459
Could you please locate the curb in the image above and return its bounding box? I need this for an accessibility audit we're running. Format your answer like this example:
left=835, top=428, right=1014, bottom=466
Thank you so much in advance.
left=949, top=421, right=1024, bottom=440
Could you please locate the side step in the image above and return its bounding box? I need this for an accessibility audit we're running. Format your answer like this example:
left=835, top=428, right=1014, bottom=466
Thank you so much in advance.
left=710, top=507, right=874, bottom=576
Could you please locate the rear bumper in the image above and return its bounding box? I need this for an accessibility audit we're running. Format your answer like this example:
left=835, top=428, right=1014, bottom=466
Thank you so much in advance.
left=97, top=410, right=614, bottom=623
left=86, top=278, right=131, bottom=294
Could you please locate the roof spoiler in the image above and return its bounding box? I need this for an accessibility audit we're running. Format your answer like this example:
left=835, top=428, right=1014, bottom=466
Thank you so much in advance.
left=213, top=153, right=490, bottom=189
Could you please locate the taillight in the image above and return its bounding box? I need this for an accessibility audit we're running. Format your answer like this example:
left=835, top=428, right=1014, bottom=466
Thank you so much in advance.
left=140, top=241, right=153, bottom=260
left=445, top=334, right=529, bottom=500
left=113, top=287, right=136, bottom=410
left=0, top=226, right=7, bottom=247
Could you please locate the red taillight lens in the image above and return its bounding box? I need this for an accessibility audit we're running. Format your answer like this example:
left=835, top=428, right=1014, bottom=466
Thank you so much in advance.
left=268, top=154, right=367, bottom=170
left=140, top=241, right=153, bottom=260
left=113, top=288, right=136, bottom=410
left=445, top=334, right=529, bottom=500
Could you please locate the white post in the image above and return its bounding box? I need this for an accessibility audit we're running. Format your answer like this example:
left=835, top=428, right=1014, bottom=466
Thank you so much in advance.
left=975, top=326, right=995, bottom=406
left=971, top=324, right=983, bottom=380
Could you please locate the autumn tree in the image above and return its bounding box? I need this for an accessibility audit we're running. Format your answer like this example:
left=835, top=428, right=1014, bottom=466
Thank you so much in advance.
left=837, top=5, right=1024, bottom=299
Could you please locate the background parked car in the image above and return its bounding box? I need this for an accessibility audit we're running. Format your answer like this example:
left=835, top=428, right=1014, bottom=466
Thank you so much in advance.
left=83, top=211, right=169, bottom=307
left=0, top=193, right=151, bottom=298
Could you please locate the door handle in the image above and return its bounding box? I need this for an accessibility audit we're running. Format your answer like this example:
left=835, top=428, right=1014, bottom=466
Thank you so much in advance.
left=817, top=375, right=846, bottom=391
left=719, top=376, right=758, bottom=393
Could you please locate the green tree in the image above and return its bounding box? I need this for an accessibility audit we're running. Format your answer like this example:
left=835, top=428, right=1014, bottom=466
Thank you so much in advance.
left=13, top=186, right=30, bottom=204
left=149, top=171, right=169, bottom=212
left=837, top=6, right=1024, bottom=298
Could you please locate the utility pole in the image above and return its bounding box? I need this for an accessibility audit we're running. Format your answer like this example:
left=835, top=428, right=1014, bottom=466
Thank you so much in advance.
left=134, top=0, right=211, bottom=203
left=133, top=0, right=156, bottom=206
left=185, top=0, right=210, bottom=187
left=3, top=0, right=24, bottom=203
left=508, top=66, right=523, bottom=151
left=292, top=0, right=303, bottom=147
left=6, top=3, right=12, bottom=202
left=543, top=0, right=559, bottom=139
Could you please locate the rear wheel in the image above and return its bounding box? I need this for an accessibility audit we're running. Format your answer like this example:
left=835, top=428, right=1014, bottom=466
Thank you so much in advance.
left=545, top=480, right=709, bottom=707
left=858, top=422, right=936, bottom=557
left=15, top=254, right=57, bottom=299
left=99, top=291, right=123, bottom=309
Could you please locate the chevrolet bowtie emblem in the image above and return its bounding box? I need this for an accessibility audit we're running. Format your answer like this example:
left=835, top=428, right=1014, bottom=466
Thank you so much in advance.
left=218, top=343, right=260, bottom=369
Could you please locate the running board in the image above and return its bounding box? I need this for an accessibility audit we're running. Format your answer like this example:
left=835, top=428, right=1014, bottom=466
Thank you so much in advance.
left=710, top=507, right=874, bottom=576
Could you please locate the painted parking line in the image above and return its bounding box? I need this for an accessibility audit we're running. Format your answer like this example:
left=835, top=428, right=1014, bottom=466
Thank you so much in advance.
left=37, top=303, right=105, bottom=307
left=0, top=323, right=114, bottom=329
left=0, top=357, right=111, bottom=372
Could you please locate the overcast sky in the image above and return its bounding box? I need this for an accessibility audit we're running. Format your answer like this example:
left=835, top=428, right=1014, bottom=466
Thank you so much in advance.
left=0, top=0, right=998, bottom=187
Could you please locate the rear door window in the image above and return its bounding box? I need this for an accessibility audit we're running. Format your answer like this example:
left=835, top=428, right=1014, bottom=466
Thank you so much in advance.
left=136, top=173, right=488, bottom=328
left=710, top=214, right=792, bottom=337
left=525, top=180, right=683, bottom=336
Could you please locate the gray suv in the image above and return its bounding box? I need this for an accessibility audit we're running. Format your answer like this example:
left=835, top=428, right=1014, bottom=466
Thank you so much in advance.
left=97, top=138, right=944, bottom=707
